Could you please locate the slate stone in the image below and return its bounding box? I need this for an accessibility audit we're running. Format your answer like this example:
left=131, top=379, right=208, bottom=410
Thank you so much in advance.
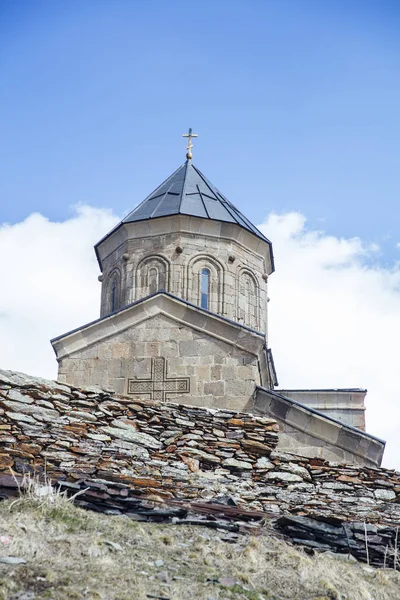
left=6, top=412, right=36, bottom=424
left=374, top=488, right=396, bottom=501
left=223, top=458, right=252, bottom=470
left=100, top=427, right=161, bottom=449
left=266, top=471, right=303, bottom=483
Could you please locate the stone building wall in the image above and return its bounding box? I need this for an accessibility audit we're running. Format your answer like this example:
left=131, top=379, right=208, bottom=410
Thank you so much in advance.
left=0, top=370, right=399, bottom=531
left=97, top=216, right=271, bottom=335
left=57, top=313, right=262, bottom=411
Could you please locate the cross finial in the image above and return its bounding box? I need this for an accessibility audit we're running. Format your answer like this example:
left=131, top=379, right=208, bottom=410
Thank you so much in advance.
left=182, top=127, right=198, bottom=160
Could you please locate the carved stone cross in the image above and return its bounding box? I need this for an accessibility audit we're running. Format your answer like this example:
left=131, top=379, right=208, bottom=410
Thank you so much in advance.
left=127, top=357, right=190, bottom=402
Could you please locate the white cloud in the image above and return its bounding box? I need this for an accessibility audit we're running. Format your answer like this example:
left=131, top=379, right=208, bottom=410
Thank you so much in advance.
left=0, top=206, right=118, bottom=380
left=260, top=213, right=400, bottom=468
left=0, top=206, right=399, bottom=468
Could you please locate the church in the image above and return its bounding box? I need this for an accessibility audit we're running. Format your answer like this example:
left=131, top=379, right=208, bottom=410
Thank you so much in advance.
left=51, top=131, right=385, bottom=468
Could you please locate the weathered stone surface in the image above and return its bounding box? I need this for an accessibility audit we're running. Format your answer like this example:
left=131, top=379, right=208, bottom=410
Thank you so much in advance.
left=6, top=412, right=36, bottom=424
left=281, top=462, right=312, bottom=481
left=111, top=419, right=139, bottom=431
left=374, top=488, right=396, bottom=501
left=241, top=439, right=274, bottom=455
left=255, top=456, right=274, bottom=470
left=100, top=427, right=161, bottom=449
left=180, top=454, right=199, bottom=472
left=68, top=411, right=98, bottom=423
left=276, top=515, right=400, bottom=568
left=175, top=418, right=196, bottom=427
left=181, top=448, right=221, bottom=464
left=0, top=557, right=27, bottom=565
left=5, top=389, right=34, bottom=404
left=86, top=433, right=112, bottom=441
left=2, top=401, right=58, bottom=422
left=223, top=458, right=252, bottom=470
left=0, top=371, right=399, bottom=533
left=266, top=471, right=303, bottom=483
left=0, top=454, right=13, bottom=469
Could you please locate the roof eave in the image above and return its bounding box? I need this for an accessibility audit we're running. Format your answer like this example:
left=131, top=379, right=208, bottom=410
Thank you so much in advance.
left=94, top=221, right=124, bottom=271
left=95, top=213, right=275, bottom=274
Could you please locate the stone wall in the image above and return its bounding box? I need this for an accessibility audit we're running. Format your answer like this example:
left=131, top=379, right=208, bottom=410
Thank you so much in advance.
left=96, top=216, right=271, bottom=333
left=53, top=293, right=271, bottom=410
left=0, top=370, right=399, bottom=529
left=57, top=313, right=260, bottom=408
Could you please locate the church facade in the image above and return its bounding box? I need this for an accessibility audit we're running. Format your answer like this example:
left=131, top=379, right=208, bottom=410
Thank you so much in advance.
left=51, top=134, right=385, bottom=467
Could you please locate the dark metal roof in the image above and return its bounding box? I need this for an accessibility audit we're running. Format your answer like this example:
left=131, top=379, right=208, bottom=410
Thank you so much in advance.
left=279, top=388, right=367, bottom=393
left=121, top=160, right=271, bottom=244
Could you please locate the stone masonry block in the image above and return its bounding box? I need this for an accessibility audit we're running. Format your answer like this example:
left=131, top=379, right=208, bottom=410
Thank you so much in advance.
left=221, top=366, right=237, bottom=380
left=196, top=366, right=211, bottom=380
left=225, top=379, right=246, bottom=396
left=179, top=340, right=200, bottom=356
left=211, top=365, right=222, bottom=379
left=198, top=355, right=214, bottom=365
left=204, top=380, right=225, bottom=396
left=145, top=343, right=160, bottom=357
left=111, top=343, right=130, bottom=359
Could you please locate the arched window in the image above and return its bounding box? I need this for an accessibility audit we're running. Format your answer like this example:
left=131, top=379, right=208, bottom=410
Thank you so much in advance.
left=136, top=256, right=170, bottom=300
left=106, top=269, right=121, bottom=315
left=238, top=270, right=259, bottom=329
left=200, top=268, right=210, bottom=309
left=187, top=255, right=224, bottom=315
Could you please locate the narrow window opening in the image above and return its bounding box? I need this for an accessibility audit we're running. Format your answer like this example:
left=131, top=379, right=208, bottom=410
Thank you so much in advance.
left=111, top=280, right=118, bottom=312
left=149, top=267, right=158, bottom=294
left=201, top=268, right=210, bottom=309
left=245, top=277, right=252, bottom=326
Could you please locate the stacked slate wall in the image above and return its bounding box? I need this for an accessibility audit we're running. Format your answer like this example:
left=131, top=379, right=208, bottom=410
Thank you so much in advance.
left=0, top=370, right=399, bottom=528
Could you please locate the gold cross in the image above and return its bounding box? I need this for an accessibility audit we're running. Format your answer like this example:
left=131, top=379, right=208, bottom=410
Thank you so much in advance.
left=127, top=357, right=190, bottom=403
left=182, top=127, right=198, bottom=160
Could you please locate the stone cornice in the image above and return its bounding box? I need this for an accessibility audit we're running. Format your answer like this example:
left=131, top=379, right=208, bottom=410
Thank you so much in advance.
left=51, top=292, right=266, bottom=361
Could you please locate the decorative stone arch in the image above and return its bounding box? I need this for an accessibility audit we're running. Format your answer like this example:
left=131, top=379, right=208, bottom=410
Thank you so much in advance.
left=106, top=267, right=122, bottom=314
left=135, top=254, right=170, bottom=299
left=237, top=268, right=260, bottom=329
left=187, top=254, right=225, bottom=314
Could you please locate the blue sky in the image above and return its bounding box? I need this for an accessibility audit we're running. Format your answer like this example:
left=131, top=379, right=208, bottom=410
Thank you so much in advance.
left=1, top=0, right=399, bottom=262
left=1, top=1, right=400, bottom=465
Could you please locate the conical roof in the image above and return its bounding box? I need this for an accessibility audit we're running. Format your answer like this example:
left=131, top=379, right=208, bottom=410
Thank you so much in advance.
left=122, top=161, right=271, bottom=244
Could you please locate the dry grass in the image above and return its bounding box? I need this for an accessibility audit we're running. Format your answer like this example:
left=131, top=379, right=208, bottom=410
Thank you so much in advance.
left=0, top=491, right=399, bottom=600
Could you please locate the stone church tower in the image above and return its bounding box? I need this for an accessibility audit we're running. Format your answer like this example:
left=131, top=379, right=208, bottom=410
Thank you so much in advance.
left=96, top=158, right=274, bottom=334
left=51, top=132, right=385, bottom=467
left=53, top=134, right=277, bottom=410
